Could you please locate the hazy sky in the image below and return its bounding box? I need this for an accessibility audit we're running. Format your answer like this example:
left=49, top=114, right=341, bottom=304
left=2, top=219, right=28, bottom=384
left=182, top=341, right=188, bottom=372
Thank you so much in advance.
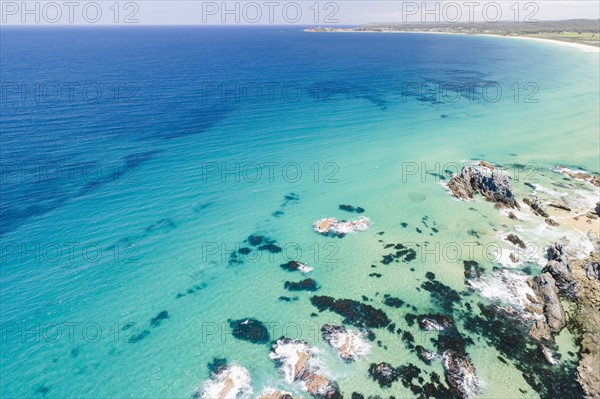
left=1, top=0, right=599, bottom=25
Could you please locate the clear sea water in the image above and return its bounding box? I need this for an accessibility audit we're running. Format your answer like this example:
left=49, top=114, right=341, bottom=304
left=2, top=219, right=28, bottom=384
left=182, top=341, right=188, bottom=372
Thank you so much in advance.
left=1, top=27, right=599, bottom=398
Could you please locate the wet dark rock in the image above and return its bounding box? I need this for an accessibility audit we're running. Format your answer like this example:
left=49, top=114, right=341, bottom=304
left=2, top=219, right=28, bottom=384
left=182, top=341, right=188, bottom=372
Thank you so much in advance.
left=229, top=318, right=270, bottom=344
left=418, top=314, right=454, bottom=331
left=284, top=278, right=318, bottom=291
left=549, top=202, right=571, bottom=212
left=506, top=234, right=526, bottom=249
left=442, top=350, right=481, bottom=399
left=543, top=242, right=580, bottom=296
left=545, top=218, right=560, bottom=227
left=523, top=197, right=549, bottom=217
left=416, top=345, right=436, bottom=365
left=447, top=165, right=520, bottom=209
left=311, top=296, right=390, bottom=328
left=150, top=311, right=169, bottom=328
left=368, top=362, right=399, bottom=388
left=425, top=272, right=436, bottom=280
left=463, top=260, right=485, bottom=280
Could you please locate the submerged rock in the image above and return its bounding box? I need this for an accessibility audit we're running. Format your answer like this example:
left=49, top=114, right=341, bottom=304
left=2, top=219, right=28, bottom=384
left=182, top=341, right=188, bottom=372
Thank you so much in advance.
left=339, top=204, right=365, bottom=213
left=310, top=296, right=390, bottom=328
left=320, top=324, right=370, bottom=362
left=447, top=165, right=519, bottom=209
left=284, top=278, right=319, bottom=292
left=313, top=217, right=370, bottom=237
left=229, top=318, right=270, bottom=344
left=280, top=261, right=314, bottom=273
left=199, top=364, right=252, bottom=399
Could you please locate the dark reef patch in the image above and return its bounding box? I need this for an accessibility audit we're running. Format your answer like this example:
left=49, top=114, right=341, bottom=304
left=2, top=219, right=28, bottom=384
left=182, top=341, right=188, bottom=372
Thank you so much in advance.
left=368, top=362, right=399, bottom=388
left=228, top=318, right=270, bottom=344
left=128, top=330, right=150, bottom=343
left=380, top=243, right=417, bottom=265
left=382, top=295, right=404, bottom=308
left=284, top=278, right=319, bottom=292
left=369, top=273, right=382, bottom=278
left=339, top=204, right=365, bottom=213
left=420, top=279, right=461, bottom=313
left=311, top=296, right=390, bottom=328
left=150, top=311, right=169, bottom=328
left=207, top=357, right=228, bottom=376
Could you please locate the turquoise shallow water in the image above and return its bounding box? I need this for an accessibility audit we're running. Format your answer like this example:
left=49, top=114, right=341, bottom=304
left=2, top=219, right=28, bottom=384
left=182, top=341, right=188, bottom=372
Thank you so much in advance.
left=1, top=27, right=599, bottom=398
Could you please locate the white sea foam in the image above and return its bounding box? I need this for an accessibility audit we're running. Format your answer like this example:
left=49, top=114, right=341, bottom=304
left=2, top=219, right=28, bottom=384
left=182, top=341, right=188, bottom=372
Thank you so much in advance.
left=468, top=269, right=540, bottom=318
left=200, top=364, right=253, bottom=399
left=269, top=339, right=318, bottom=384
left=325, top=328, right=370, bottom=361
left=313, top=217, right=370, bottom=236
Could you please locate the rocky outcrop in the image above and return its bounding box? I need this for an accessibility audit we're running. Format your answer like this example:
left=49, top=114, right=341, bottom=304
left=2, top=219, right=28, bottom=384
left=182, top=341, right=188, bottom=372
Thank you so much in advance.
left=523, top=197, right=549, bottom=217
left=258, top=389, right=295, bottom=399
left=442, top=351, right=481, bottom=399
left=528, top=273, right=566, bottom=334
left=417, top=314, right=454, bottom=331
left=570, top=252, right=600, bottom=399
left=555, top=166, right=600, bottom=187
left=542, top=243, right=580, bottom=297
left=320, top=325, right=370, bottom=362
left=505, top=233, right=526, bottom=249
left=270, top=337, right=341, bottom=399
left=447, top=165, right=520, bottom=209
left=200, top=364, right=252, bottom=399
left=416, top=345, right=437, bottom=365
left=313, top=217, right=370, bottom=237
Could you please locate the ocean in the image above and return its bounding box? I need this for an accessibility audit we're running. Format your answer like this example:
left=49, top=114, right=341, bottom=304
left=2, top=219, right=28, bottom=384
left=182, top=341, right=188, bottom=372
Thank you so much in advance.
left=1, top=26, right=599, bottom=398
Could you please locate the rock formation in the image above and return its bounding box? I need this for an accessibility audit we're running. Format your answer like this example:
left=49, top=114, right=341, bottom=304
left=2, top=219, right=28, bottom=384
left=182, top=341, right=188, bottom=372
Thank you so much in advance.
left=447, top=165, right=519, bottom=209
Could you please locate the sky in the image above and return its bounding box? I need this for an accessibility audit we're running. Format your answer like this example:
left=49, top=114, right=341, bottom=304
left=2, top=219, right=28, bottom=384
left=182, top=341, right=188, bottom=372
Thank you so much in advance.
left=1, top=0, right=599, bottom=25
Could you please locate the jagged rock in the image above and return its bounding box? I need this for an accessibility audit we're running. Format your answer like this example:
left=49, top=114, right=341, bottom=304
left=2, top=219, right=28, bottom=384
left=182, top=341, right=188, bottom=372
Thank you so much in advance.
left=543, top=243, right=581, bottom=296
left=529, top=273, right=565, bottom=334
left=269, top=337, right=341, bottom=399
left=321, top=324, right=370, bottom=362
left=416, top=345, right=437, bottom=365
left=523, top=197, right=549, bottom=217
left=417, top=314, right=454, bottom=331
left=505, top=233, right=526, bottom=249
left=556, top=166, right=600, bottom=187
left=368, top=362, right=399, bottom=388
left=583, top=262, right=599, bottom=281
left=541, top=346, right=557, bottom=365
left=545, top=218, right=560, bottom=227
left=199, top=364, right=252, bottom=399
left=508, top=211, right=517, bottom=220
left=549, top=202, right=571, bottom=212
left=442, top=350, right=481, bottom=399
left=447, top=165, right=519, bottom=209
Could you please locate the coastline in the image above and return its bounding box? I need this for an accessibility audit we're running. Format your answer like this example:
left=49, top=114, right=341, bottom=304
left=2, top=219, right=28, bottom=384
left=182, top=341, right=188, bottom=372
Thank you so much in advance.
left=305, top=29, right=600, bottom=53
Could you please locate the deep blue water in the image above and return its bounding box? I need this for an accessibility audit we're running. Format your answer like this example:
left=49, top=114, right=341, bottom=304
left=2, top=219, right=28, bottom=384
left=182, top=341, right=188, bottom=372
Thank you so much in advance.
left=1, top=27, right=599, bottom=398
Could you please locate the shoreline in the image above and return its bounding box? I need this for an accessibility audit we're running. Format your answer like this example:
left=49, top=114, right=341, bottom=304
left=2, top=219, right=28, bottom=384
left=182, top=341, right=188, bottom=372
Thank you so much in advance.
left=305, top=29, right=600, bottom=53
